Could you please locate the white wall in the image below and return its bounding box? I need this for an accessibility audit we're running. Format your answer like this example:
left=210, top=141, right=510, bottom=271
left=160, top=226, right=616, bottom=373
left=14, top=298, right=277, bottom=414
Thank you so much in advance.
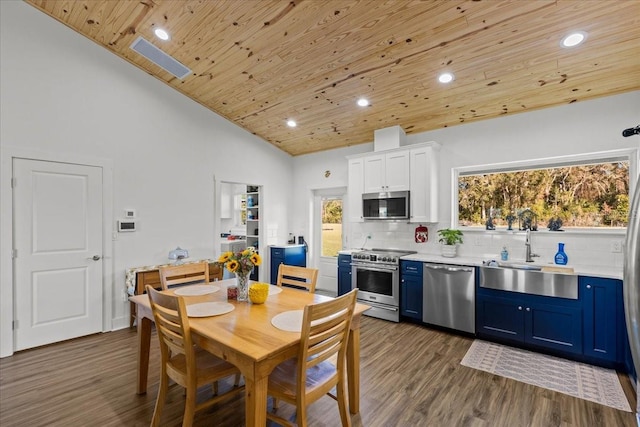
left=293, top=91, right=640, bottom=268
left=0, top=1, right=293, bottom=355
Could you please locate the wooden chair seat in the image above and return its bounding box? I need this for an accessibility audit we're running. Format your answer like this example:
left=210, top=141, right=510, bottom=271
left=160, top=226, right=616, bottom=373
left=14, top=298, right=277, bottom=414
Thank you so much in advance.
left=268, top=357, right=338, bottom=397
left=167, top=348, right=239, bottom=390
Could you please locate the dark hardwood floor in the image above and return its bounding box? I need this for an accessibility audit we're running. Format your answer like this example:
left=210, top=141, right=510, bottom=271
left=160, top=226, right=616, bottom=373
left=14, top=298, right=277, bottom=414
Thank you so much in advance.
left=0, top=317, right=636, bottom=426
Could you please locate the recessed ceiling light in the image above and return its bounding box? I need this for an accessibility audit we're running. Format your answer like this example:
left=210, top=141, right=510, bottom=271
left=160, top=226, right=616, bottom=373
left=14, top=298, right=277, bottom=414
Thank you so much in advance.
left=561, top=31, right=586, bottom=48
left=286, top=119, right=297, bottom=128
left=357, top=98, right=369, bottom=107
left=438, top=72, right=454, bottom=84
left=154, top=28, right=170, bottom=41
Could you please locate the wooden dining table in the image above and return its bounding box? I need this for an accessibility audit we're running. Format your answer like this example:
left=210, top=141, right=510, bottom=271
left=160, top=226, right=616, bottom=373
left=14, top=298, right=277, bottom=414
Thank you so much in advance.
left=130, top=279, right=370, bottom=426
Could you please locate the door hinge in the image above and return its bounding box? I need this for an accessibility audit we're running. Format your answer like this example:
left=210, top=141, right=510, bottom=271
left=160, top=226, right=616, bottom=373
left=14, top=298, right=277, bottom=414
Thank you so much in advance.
left=11, top=249, right=17, bottom=259
left=11, top=177, right=16, bottom=188
left=12, top=320, right=18, bottom=330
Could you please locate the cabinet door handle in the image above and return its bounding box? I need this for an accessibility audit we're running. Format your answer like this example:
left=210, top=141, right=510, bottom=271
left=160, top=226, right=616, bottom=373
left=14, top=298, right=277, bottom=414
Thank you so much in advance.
left=586, top=284, right=591, bottom=289
left=518, top=306, right=523, bottom=311
left=526, top=307, right=531, bottom=312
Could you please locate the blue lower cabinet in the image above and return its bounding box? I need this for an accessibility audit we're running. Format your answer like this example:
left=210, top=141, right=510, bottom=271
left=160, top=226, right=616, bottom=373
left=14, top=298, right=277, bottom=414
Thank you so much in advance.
left=477, top=295, right=524, bottom=342
left=401, top=275, right=422, bottom=319
left=337, top=254, right=352, bottom=296
left=400, top=261, right=423, bottom=320
left=581, top=277, right=619, bottom=363
left=525, top=301, right=582, bottom=355
left=270, top=246, right=306, bottom=284
left=477, top=290, right=582, bottom=355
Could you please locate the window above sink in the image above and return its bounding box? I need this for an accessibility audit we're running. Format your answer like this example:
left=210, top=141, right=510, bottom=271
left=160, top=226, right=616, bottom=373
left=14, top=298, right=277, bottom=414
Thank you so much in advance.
left=452, top=148, right=638, bottom=233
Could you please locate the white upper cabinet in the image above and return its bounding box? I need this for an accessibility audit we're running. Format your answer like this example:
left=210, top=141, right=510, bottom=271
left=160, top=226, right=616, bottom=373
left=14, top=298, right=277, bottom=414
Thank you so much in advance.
left=409, top=143, right=440, bottom=223
left=348, top=142, right=439, bottom=223
left=347, top=157, right=365, bottom=222
left=363, top=150, right=410, bottom=193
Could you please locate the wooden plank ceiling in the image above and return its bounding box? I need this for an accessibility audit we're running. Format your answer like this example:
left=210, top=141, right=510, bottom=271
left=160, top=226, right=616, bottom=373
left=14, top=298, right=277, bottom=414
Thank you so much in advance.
left=25, top=0, right=640, bottom=156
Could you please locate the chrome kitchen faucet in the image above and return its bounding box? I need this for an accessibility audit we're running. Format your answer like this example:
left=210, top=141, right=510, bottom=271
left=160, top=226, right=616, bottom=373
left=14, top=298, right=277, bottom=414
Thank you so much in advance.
left=525, top=229, right=540, bottom=262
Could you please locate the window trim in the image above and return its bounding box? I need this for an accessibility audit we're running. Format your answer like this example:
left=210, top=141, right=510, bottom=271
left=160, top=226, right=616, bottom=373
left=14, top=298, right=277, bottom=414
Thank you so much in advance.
left=450, top=148, right=639, bottom=231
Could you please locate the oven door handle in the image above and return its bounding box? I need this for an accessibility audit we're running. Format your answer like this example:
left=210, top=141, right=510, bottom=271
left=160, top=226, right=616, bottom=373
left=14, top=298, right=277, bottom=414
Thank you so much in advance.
left=359, top=299, right=399, bottom=312
left=351, top=264, right=398, bottom=272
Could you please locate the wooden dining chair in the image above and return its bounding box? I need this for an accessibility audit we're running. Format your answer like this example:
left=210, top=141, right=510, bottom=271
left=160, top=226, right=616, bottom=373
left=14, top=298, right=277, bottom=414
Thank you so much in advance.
left=159, top=261, right=209, bottom=290
left=276, top=264, right=319, bottom=293
left=266, top=288, right=358, bottom=427
left=210, top=262, right=224, bottom=281
left=146, top=286, right=244, bottom=427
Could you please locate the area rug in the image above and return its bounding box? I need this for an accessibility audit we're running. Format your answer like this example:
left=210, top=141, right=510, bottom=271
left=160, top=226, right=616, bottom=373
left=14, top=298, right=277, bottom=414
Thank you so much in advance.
left=461, top=340, right=631, bottom=412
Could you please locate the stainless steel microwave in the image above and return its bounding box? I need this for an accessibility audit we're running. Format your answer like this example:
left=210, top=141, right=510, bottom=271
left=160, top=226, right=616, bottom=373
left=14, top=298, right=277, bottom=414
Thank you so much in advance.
left=362, top=191, right=410, bottom=220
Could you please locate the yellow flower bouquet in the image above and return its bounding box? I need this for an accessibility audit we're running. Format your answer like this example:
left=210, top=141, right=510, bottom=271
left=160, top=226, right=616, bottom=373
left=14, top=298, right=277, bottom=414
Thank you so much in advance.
left=218, top=247, right=262, bottom=301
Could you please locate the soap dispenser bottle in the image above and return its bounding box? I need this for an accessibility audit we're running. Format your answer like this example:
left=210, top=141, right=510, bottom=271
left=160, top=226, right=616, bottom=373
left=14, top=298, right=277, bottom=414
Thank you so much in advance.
left=554, top=242, right=568, bottom=265
left=500, top=246, right=509, bottom=261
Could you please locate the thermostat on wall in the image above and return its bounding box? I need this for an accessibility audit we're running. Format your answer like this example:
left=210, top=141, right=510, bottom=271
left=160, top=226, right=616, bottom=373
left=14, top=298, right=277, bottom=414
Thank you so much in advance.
left=124, top=209, right=136, bottom=218
left=117, top=220, right=136, bottom=232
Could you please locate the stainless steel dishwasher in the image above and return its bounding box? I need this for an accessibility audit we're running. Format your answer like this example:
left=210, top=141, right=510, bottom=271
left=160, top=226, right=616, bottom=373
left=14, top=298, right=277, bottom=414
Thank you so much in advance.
left=423, top=263, right=476, bottom=333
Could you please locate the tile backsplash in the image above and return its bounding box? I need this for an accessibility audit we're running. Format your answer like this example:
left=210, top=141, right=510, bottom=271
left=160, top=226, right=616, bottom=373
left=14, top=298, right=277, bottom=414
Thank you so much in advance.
left=348, top=222, right=625, bottom=268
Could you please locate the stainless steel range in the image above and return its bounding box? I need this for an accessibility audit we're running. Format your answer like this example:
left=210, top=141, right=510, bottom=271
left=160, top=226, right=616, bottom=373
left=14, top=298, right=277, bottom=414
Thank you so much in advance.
left=351, top=249, right=416, bottom=322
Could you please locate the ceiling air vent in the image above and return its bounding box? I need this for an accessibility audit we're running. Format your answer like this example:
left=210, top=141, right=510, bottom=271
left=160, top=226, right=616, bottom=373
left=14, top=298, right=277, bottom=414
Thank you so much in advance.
left=129, top=36, right=191, bottom=80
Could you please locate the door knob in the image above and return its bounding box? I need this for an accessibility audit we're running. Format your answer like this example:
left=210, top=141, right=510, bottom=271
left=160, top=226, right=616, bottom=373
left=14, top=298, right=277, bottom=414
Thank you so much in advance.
left=88, top=255, right=101, bottom=261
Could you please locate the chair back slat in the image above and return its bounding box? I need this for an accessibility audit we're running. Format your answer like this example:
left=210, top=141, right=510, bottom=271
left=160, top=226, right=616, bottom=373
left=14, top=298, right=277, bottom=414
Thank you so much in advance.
left=159, top=262, right=209, bottom=290
left=276, top=265, right=319, bottom=292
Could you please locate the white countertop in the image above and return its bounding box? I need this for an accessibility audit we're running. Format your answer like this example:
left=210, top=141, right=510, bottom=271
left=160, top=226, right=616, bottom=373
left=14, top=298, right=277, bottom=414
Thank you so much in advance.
left=400, top=253, right=623, bottom=280
left=339, top=249, right=622, bottom=280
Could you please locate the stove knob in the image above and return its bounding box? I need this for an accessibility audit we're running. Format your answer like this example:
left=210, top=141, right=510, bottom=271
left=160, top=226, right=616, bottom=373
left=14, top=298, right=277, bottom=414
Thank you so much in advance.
left=391, top=256, right=397, bottom=262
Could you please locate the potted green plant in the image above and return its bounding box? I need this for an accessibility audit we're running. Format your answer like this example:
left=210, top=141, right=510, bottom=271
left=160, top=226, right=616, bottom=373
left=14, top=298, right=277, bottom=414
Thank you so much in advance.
left=437, top=228, right=464, bottom=257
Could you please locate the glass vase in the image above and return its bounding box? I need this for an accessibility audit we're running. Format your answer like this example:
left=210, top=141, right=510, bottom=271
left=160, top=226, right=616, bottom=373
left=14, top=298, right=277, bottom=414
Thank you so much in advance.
left=236, top=271, right=251, bottom=301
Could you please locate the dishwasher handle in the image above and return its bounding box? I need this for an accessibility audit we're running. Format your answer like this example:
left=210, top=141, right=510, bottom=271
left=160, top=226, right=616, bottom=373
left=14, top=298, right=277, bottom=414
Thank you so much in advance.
left=423, top=263, right=474, bottom=273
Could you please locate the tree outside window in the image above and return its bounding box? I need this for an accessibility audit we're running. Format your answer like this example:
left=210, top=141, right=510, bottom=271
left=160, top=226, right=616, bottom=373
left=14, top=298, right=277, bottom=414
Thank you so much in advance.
left=458, top=161, right=629, bottom=229
left=321, top=198, right=342, bottom=257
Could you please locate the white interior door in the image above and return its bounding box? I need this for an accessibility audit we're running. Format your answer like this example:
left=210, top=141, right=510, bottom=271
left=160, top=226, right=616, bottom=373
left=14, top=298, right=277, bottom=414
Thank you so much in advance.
left=13, top=158, right=103, bottom=351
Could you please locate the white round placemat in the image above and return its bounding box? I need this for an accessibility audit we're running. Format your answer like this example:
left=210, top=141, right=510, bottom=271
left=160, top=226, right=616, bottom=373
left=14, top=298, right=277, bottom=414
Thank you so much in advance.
left=268, top=285, right=283, bottom=296
left=186, top=302, right=234, bottom=317
left=175, top=285, right=220, bottom=296
left=271, top=310, right=303, bottom=332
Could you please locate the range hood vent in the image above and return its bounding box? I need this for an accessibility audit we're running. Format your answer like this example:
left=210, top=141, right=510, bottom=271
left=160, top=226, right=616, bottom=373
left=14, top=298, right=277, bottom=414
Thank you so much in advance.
left=374, top=126, right=407, bottom=152
left=129, top=36, right=191, bottom=80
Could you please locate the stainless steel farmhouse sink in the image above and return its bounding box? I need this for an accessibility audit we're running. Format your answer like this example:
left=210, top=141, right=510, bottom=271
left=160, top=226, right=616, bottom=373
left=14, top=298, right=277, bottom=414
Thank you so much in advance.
left=496, top=261, right=542, bottom=271
left=479, top=265, right=578, bottom=299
